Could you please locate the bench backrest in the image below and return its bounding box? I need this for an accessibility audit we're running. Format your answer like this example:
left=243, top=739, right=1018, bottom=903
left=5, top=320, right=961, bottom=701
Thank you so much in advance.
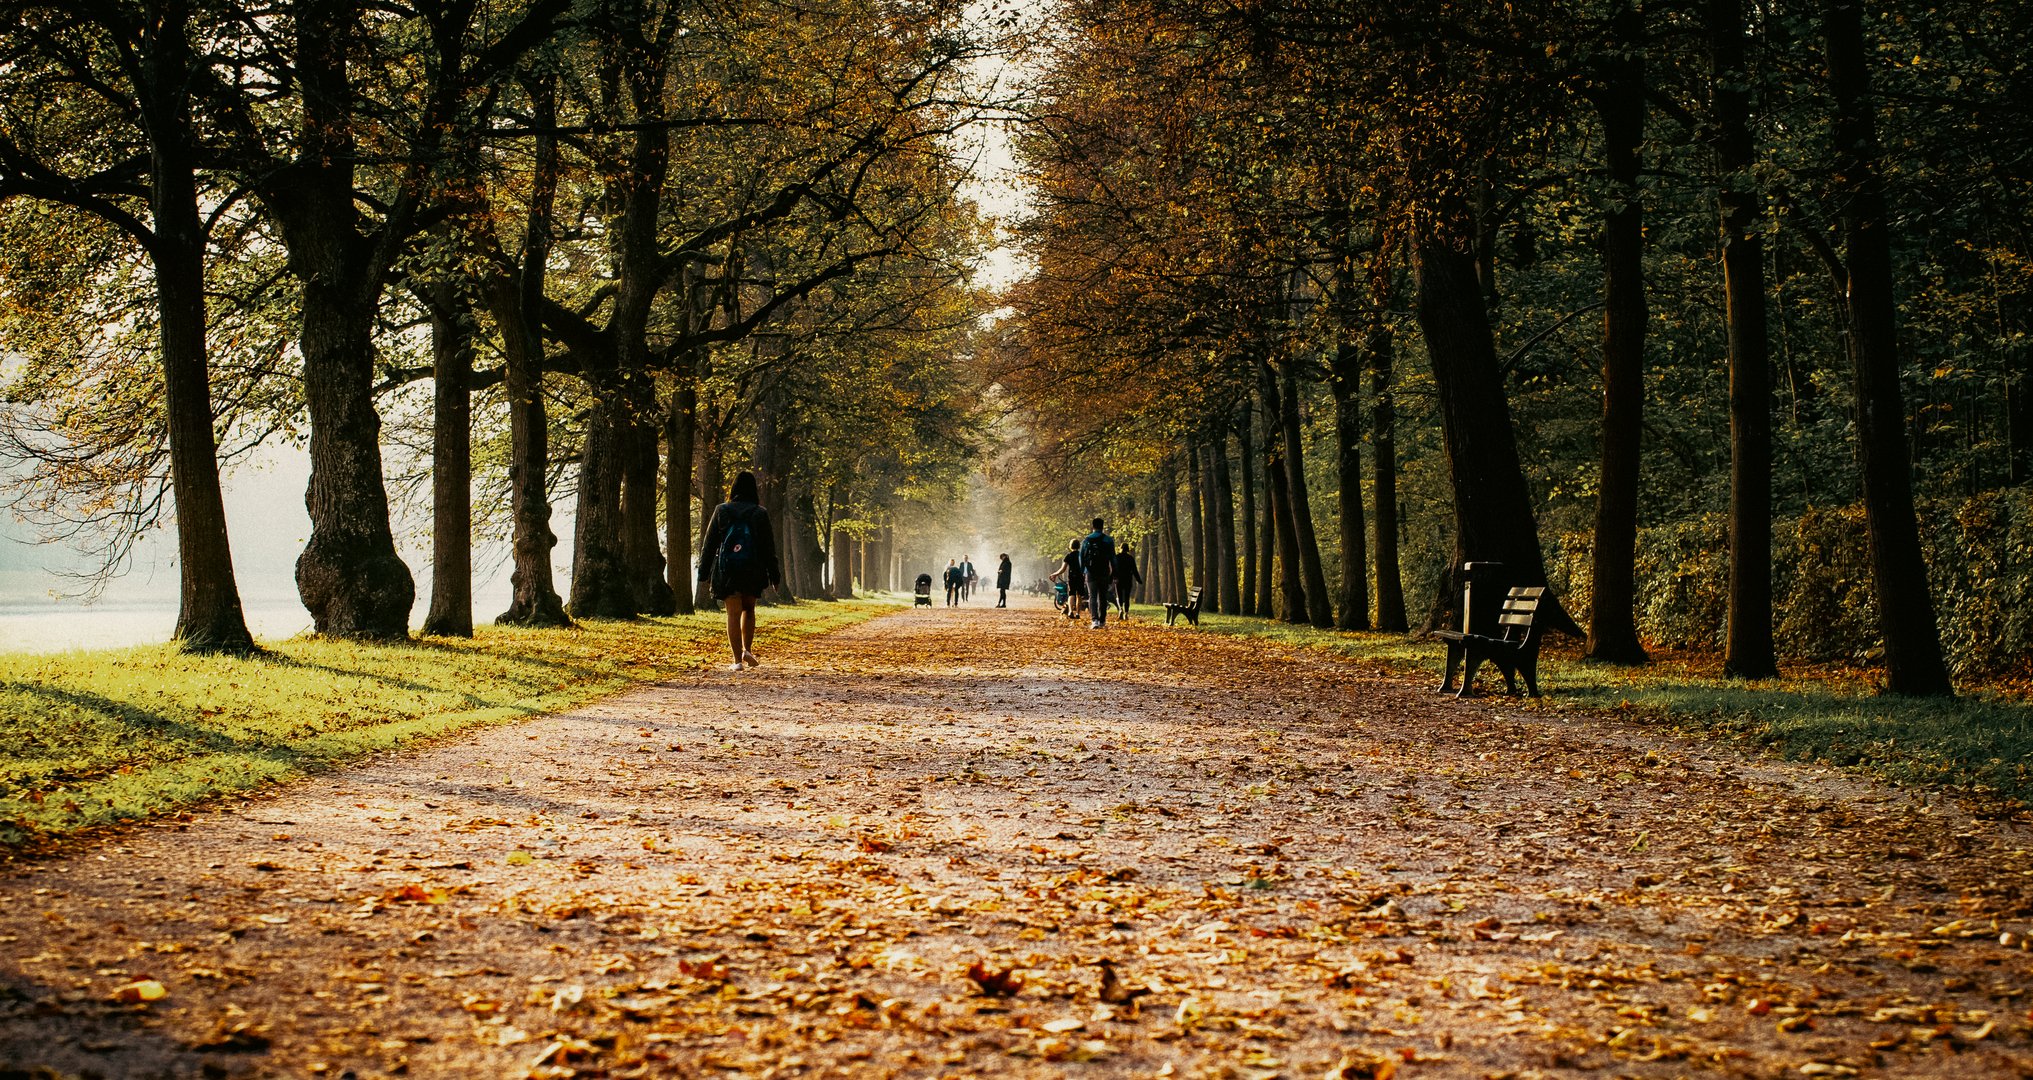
left=1186, top=586, right=1205, bottom=609
left=1497, top=586, right=1544, bottom=644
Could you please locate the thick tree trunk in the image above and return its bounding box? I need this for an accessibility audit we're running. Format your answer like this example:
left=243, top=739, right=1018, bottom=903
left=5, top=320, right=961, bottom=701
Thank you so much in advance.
left=421, top=295, right=474, bottom=637
left=1280, top=360, right=1335, bottom=628
left=1585, top=0, right=1651, bottom=665
left=1251, top=403, right=1275, bottom=618
left=1369, top=323, right=1408, bottom=632
left=665, top=380, right=697, bottom=615
left=792, top=490, right=828, bottom=600
left=1210, top=437, right=1240, bottom=614
left=494, top=77, right=568, bottom=628
left=1160, top=472, right=1187, bottom=604
left=1712, top=0, right=1778, bottom=678
left=693, top=421, right=723, bottom=611
left=1234, top=414, right=1259, bottom=617
left=285, top=0, right=413, bottom=639
left=1330, top=339, right=1371, bottom=631
left=622, top=385, right=673, bottom=615
left=148, top=120, right=255, bottom=653
left=754, top=412, right=793, bottom=603
left=1261, top=366, right=1307, bottom=623
left=569, top=379, right=635, bottom=620
left=1823, top=0, right=1953, bottom=695
left=1412, top=229, right=1576, bottom=635
left=832, top=526, right=856, bottom=599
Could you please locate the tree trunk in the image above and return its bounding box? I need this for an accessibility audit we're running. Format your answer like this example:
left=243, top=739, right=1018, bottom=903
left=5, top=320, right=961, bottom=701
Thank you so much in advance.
left=493, top=75, right=568, bottom=628
left=1234, top=413, right=1258, bottom=617
left=1823, top=0, right=1953, bottom=695
left=285, top=0, right=413, bottom=639
left=693, top=420, right=723, bottom=611
left=1160, top=472, right=1187, bottom=604
left=792, top=490, right=828, bottom=600
left=1369, top=322, right=1408, bottom=632
left=622, top=383, right=673, bottom=615
left=1712, top=0, right=1777, bottom=678
left=421, top=294, right=474, bottom=637
left=1252, top=402, right=1275, bottom=618
left=1330, top=338, right=1371, bottom=631
left=665, top=379, right=697, bottom=615
left=832, top=519, right=856, bottom=600
left=569, top=377, right=635, bottom=620
left=1585, top=0, right=1651, bottom=665
left=1188, top=445, right=1208, bottom=593
left=1280, top=360, right=1335, bottom=628
left=1210, top=436, right=1240, bottom=614
left=1261, top=366, right=1307, bottom=623
left=1412, top=228, right=1576, bottom=635
left=145, top=84, right=256, bottom=653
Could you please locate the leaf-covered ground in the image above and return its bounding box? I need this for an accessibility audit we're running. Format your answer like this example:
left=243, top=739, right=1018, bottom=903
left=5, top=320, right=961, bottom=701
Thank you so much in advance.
left=1, top=599, right=2028, bottom=1078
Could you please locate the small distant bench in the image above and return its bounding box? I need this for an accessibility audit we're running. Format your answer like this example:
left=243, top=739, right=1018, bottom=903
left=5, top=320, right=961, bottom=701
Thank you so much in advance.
left=1164, top=586, right=1205, bottom=626
left=1434, top=586, right=1545, bottom=698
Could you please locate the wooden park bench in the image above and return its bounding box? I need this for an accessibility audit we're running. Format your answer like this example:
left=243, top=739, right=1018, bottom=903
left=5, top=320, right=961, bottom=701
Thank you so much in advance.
left=1164, top=586, right=1206, bottom=627
left=1434, top=585, right=1545, bottom=698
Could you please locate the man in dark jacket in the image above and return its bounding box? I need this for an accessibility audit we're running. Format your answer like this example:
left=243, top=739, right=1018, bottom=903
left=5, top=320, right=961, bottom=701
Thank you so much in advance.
left=943, top=559, right=963, bottom=606
left=1077, top=518, right=1116, bottom=629
left=995, top=554, right=1013, bottom=608
left=1112, top=542, right=1143, bottom=619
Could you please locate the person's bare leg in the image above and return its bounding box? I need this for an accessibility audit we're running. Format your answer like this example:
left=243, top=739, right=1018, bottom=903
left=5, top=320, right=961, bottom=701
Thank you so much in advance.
left=725, top=602, right=744, bottom=669
left=740, top=596, right=759, bottom=665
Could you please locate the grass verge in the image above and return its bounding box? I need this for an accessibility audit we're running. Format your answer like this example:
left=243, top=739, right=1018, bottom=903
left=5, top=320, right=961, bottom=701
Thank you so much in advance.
left=0, top=597, right=901, bottom=846
left=1155, top=606, right=2033, bottom=810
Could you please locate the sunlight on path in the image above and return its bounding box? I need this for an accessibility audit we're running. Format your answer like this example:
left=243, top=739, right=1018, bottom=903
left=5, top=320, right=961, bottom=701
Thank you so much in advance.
left=1, top=603, right=2028, bottom=1077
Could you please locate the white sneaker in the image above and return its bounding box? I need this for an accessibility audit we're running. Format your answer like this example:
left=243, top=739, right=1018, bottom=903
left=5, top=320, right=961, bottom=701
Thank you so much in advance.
left=728, top=662, right=744, bottom=672
left=1090, top=620, right=1102, bottom=629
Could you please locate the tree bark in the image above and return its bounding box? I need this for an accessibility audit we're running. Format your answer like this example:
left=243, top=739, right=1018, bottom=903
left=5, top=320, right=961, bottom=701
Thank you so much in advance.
left=1280, top=359, right=1335, bottom=628
left=283, top=0, right=414, bottom=639
left=1188, top=445, right=1208, bottom=593
left=493, top=75, right=568, bottom=628
left=1210, top=435, right=1241, bottom=614
left=1261, top=366, right=1307, bottom=623
left=140, top=24, right=256, bottom=653
left=569, top=375, right=635, bottom=619
left=1368, top=321, right=1408, bottom=632
left=693, top=421, right=723, bottom=611
left=1160, top=471, right=1187, bottom=604
left=1712, top=0, right=1778, bottom=678
left=1412, top=228, right=1576, bottom=635
left=792, top=489, right=829, bottom=600
left=1252, top=400, right=1275, bottom=618
left=1330, top=336, right=1371, bottom=631
left=621, top=381, right=673, bottom=615
left=1234, top=413, right=1259, bottom=618
left=420, top=293, right=474, bottom=637
left=1823, top=0, right=1953, bottom=695
left=665, top=378, right=697, bottom=615
left=832, top=524, right=857, bottom=599
left=1585, top=0, right=1651, bottom=665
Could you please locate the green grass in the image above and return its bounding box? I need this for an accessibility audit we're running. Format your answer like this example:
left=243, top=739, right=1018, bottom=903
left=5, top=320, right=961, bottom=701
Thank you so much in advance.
left=1156, top=606, right=2033, bottom=809
left=0, top=597, right=901, bottom=846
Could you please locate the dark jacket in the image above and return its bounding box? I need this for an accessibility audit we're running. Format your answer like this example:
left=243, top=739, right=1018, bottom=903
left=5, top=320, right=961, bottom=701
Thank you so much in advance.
left=1112, top=550, right=1142, bottom=589
left=944, top=565, right=964, bottom=586
left=697, top=500, right=781, bottom=600
left=1078, top=530, right=1116, bottom=587
left=1060, top=551, right=1084, bottom=590
left=995, top=558, right=1012, bottom=589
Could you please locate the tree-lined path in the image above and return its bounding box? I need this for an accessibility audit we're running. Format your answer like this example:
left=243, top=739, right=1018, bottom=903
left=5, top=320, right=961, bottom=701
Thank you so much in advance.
left=2, top=606, right=2029, bottom=1078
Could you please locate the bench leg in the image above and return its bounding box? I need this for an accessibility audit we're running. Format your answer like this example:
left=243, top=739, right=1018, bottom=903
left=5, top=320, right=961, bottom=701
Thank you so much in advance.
left=1439, top=641, right=1464, bottom=694
left=1520, top=655, right=1541, bottom=697
left=1457, top=651, right=1484, bottom=699
left=1185, top=609, right=1199, bottom=626
left=1495, top=657, right=1520, bottom=696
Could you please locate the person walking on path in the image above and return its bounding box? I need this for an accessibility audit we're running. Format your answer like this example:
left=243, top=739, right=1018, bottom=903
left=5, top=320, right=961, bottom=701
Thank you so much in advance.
left=1112, top=541, right=1143, bottom=620
left=962, top=557, right=978, bottom=602
left=1078, top=518, right=1116, bottom=630
left=995, top=553, right=1013, bottom=608
left=1050, top=539, right=1085, bottom=620
left=697, top=471, right=782, bottom=671
left=944, top=559, right=963, bottom=606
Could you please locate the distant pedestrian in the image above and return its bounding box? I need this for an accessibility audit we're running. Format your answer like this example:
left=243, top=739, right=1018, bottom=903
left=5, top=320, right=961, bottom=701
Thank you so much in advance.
left=1078, top=517, right=1116, bottom=629
left=963, top=556, right=978, bottom=601
left=1112, top=541, right=1143, bottom=619
left=697, top=470, right=782, bottom=671
left=943, top=559, right=963, bottom=606
left=995, top=554, right=1013, bottom=608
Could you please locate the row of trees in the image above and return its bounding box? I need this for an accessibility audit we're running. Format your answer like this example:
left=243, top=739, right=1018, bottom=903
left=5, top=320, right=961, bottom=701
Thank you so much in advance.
left=0, top=0, right=997, bottom=649
left=999, top=0, right=2029, bottom=696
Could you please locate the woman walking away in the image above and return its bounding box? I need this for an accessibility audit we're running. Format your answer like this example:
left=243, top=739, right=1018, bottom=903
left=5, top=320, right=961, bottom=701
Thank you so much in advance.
left=944, top=559, right=963, bottom=606
left=698, top=471, right=781, bottom=671
left=1113, top=541, right=1143, bottom=620
left=995, top=553, right=1013, bottom=608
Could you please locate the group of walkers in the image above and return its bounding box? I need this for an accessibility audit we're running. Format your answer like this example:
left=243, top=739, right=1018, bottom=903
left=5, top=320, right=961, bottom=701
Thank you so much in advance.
left=1048, top=517, right=1142, bottom=629
left=942, top=555, right=1015, bottom=607
left=696, top=472, right=1145, bottom=671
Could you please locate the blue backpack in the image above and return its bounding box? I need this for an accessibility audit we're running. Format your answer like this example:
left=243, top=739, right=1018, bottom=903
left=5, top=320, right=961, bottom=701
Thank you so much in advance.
left=1079, top=533, right=1114, bottom=580
left=718, top=509, right=757, bottom=580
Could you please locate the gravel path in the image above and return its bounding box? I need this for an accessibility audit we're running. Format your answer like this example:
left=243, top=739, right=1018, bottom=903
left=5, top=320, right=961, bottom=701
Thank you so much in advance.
left=1, top=598, right=2028, bottom=1079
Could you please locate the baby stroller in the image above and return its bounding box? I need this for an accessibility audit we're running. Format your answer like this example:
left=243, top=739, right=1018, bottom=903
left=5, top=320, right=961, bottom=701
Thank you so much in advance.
left=914, top=573, right=934, bottom=607
left=1051, top=579, right=1069, bottom=612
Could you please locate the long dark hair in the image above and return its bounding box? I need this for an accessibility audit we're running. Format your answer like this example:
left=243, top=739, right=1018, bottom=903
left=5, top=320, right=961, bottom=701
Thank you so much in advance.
left=730, top=470, right=760, bottom=504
